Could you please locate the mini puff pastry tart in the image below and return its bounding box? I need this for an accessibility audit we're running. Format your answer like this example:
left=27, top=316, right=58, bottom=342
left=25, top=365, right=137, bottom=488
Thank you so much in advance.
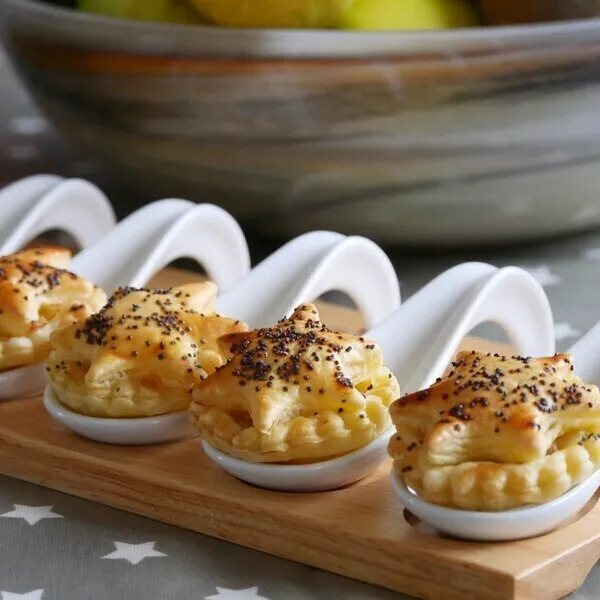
left=389, top=351, right=600, bottom=511
left=190, top=304, right=400, bottom=463
left=47, top=282, right=248, bottom=418
left=0, top=248, right=106, bottom=371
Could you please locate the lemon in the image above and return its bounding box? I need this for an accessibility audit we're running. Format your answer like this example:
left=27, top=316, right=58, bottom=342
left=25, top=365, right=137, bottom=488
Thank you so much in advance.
left=340, top=0, right=480, bottom=30
left=78, top=0, right=207, bottom=24
left=188, top=0, right=353, bottom=28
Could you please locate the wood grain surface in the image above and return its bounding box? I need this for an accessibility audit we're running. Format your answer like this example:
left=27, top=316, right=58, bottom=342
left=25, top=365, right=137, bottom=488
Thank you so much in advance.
left=0, top=268, right=599, bottom=600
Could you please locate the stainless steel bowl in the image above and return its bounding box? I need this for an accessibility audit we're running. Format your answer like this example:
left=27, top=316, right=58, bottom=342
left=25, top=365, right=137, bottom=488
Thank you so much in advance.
left=3, top=0, right=600, bottom=245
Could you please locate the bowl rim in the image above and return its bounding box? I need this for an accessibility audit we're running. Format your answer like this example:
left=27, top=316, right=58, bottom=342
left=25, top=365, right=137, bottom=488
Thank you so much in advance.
left=3, top=0, right=600, bottom=59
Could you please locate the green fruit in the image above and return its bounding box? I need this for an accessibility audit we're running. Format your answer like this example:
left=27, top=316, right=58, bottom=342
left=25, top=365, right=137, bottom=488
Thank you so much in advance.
left=78, top=0, right=206, bottom=24
left=340, top=0, right=480, bottom=30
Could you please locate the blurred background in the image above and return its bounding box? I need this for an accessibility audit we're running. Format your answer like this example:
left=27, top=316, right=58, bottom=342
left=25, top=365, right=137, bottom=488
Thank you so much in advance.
left=1, top=0, right=600, bottom=351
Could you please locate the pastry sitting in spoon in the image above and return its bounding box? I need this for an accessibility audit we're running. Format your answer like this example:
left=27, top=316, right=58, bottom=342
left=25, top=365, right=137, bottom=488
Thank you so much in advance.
left=190, top=303, right=400, bottom=464
left=0, top=248, right=106, bottom=371
left=389, top=351, right=600, bottom=511
left=46, top=282, right=247, bottom=418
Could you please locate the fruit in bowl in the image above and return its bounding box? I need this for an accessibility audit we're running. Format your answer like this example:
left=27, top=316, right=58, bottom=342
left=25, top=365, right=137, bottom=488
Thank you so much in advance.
left=5, top=0, right=600, bottom=246
left=78, top=0, right=207, bottom=24
left=340, top=0, right=480, bottom=30
left=188, top=0, right=351, bottom=28
left=78, top=0, right=480, bottom=29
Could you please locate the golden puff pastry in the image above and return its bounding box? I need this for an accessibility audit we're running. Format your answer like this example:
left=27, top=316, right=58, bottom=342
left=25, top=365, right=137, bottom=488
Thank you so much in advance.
left=47, top=282, right=248, bottom=418
left=0, top=248, right=106, bottom=370
left=389, top=351, right=600, bottom=511
left=190, top=304, right=400, bottom=463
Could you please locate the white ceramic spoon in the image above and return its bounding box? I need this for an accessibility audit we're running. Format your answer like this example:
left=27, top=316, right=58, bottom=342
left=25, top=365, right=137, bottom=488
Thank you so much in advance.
left=217, top=233, right=400, bottom=331
left=1, top=175, right=63, bottom=251
left=43, top=226, right=401, bottom=444
left=203, top=263, right=555, bottom=492
left=2, top=198, right=250, bottom=401
left=390, top=317, right=600, bottom=542
left=391, top=468, right=600, bottom=542
left=0, top=176, right=116, bottom=254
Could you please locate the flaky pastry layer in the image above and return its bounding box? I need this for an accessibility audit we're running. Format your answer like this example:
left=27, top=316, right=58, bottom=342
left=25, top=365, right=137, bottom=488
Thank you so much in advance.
left=47, top=283, right=247, bottom=417
left=0, top=248, right=106, bottom=370
left=389, top=352, right=600, bottom=510
left=399, top=435, right=600, bottom=511
left=190, top=304, right=400, bottom=463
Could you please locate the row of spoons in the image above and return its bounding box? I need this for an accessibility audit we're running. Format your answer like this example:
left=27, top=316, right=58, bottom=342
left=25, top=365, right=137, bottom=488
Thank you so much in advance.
left=2, top=175, right=598, bottom=542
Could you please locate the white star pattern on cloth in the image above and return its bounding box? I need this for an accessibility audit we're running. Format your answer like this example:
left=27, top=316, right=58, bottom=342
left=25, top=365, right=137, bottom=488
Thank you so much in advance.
left=205, top=587, right=270, bottom=600
left=523, top=265, right=561, bottom=287
left=583, top=248, right=600, bottom=260
left=102, top=542, right=167, bottom=565
left=0, top=505, right=62, bottom=526
left=1, top=590, right=44, bottom=600
left=554, top=322, right=581, bottom=342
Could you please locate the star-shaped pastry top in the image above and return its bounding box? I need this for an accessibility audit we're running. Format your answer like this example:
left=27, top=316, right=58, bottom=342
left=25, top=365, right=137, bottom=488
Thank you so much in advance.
left=191, top=304, right=399, bottom=463
left=1, top=590, right=44, bottom=600
left=205, top=587, right=270, bottom=600
left=47, top=283, right=248, bottom=416
left=102, top=541, right=166, bottom=565
left=389, top=352, right=600, bottom=469
left=0, top=248, right=105, bottom=339
left=0, top=505, right=63, bottom=526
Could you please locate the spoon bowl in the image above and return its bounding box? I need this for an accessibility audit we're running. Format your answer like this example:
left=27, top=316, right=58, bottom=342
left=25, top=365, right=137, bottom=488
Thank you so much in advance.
left=0, top=364, right=47, bottom=401
left=391, top=469, right=600, bottom=541
left=387, top=317, right=600, bottom=541
left=201, top=431, right=392, bottom=492
left=44, top=386, right=194, bottom=445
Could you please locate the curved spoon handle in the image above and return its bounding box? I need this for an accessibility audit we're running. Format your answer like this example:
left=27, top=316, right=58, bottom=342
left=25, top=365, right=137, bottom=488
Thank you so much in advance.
left=0, top=175, right=115, bottom=254
left=217, top=230, right=345, bottom=323
left=219, top=234, right=400, bottom=330
left=71, top=200, right=250, bottom=293
left=368, top=263, right=555, bottom=393
left=1, top=177, right=116, bottom=255
left=569, top=320, right=600, bottom=382
left=286, top=236, right=401, bottom=331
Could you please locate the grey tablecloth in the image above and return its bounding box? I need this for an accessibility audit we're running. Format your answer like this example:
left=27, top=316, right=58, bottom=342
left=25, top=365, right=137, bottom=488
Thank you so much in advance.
left=1, top=47, right=600, bottom=600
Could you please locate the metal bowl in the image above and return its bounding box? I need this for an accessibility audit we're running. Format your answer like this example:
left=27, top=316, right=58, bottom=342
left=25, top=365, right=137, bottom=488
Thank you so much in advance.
left=3, top=0, right=600, bottom=246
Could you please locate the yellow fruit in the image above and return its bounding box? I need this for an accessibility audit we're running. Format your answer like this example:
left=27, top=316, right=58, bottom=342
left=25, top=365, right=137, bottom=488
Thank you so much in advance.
left=78, top=0, right=206, bottom=24
left=188, top=0, right=353, bottom=28
left=340, top=0, right=480, bottom=30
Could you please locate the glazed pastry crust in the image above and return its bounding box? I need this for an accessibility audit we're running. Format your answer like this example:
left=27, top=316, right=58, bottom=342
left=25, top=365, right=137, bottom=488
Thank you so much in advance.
left=0, top=248, right=106, bottom=370
left=389, top=352, right=600, bottom=510
left=190, top=304, right=400, bottom=463
left=47, top=283, right=248, bottom=418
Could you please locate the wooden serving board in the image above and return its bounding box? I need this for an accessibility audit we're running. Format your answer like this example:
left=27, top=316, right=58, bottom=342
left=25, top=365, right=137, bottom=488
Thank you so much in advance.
left=1, top=268, right=599, bottom=600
